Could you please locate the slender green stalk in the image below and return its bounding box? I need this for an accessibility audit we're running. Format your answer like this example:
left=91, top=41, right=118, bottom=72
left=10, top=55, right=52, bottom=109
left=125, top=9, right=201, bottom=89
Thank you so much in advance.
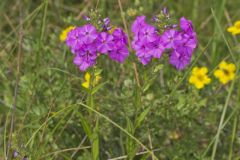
left=228, top=115, right=238, bottom=160
left=25, top=105, right=76, bottom=147
left=40, top=0, right=48, bottom=41
left=211, top=68, right=239, bottom=159
left=210, top=0, right=226, bottom=65
left=78, top=102, right=158, bottom=160
left=202, top=102, right=239, bottom=157
left=87, top=68, right=99, bottom=160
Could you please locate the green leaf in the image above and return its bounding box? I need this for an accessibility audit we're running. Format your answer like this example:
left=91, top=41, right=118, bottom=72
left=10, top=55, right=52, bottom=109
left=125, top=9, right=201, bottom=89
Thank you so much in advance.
left=126, top=117, right=138, bottom=159
left=91, top=119, right=99, bottom=160
left=77, top=112, right=92, bottom=138
left=134, top=107, right=151, bottom=129
left=91, top=81, right=108, bottom=95
left=142, top=75, right=157, bottom=93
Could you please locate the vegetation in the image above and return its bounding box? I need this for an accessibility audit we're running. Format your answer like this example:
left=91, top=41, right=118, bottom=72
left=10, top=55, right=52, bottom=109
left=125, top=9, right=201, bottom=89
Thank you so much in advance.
left=0, top=0, right=240, bottom=159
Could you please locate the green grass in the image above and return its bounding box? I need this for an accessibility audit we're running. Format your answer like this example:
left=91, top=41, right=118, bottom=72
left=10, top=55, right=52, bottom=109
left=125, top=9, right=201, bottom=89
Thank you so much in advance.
left=0, top=0, right=240, bottom=159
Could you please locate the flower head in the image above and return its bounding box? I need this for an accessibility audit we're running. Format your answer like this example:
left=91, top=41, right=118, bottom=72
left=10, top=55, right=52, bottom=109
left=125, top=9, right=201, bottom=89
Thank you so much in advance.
left=79, top=24, right=98, bottom=44
left=66, top=27, right=84, bottom=52
left=97, top=32, right=114, bottom=54
left=109, top=46, right=129, bottom=63
left=131, top=16, right=147, bottom=34
left=227, top=20, right=240, bottom=35
left=138, top=24, right=158, bottom=42
left=214, top=61, right=236, bottom=84
left=189, top=67, right=211, bottom=89
left=161, top=29, right=181, bottom=49
left=180, top=17, right=193, bottom=34
left=82, top=72, right=101, bottom=89
left=59, top=26, right=75, bottom=42
left=108, top=28, right=129, bottom=63
left=169, top=47, right=191, bottom=70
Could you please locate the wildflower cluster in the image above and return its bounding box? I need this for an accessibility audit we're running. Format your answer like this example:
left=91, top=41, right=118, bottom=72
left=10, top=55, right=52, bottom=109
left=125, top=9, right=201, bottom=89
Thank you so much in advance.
left=131, top=13, right=197, bottom=70
left=189, top=61, right=236, bottom=89
left=64, top=16, right=129, bottom=71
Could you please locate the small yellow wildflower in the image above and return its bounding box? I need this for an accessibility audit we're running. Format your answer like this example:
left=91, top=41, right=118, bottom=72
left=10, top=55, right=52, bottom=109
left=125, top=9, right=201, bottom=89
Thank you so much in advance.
left=214, top=61, right=236, bottom=85
left=59, top=26, right=75, bottom=42
left=227, top=21, right=240, bottom=35
left=82, top=72, right=101, bottom=89
left=189, top=67, right=211, bottom=89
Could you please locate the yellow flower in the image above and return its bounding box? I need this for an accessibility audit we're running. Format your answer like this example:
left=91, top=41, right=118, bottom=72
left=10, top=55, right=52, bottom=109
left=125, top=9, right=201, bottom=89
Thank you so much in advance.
left=82, top=72, right=101, bottom=89
left=214, top=61, right=236, bottom=85
left=227, top=21, right=240, bottom=35
left=189, top=67, right=211, bottom=89
left=59, top=26, right=75, bottom=42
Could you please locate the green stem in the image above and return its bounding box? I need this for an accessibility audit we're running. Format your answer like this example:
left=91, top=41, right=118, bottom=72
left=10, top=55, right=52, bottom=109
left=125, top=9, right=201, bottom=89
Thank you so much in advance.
left=228, top=114, right=238, bottom=160
left=87, top=68, right=99, bottom=160
left=211, top=76, right=238, bottom=159
left=78, top=102, right=158, bottom=160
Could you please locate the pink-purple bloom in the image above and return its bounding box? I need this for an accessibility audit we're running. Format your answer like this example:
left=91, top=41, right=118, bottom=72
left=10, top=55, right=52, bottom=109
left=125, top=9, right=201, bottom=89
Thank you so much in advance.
left=131, top=15, right=197, bottom=70
left=65, top=21, right=129, bottom=71
left=131, top=16, right=165, bottom=65
left=97, top=32, right=114, bottom=54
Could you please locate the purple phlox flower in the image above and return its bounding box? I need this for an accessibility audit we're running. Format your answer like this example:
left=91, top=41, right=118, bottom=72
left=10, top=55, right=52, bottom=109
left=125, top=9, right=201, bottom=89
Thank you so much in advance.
left=108, top=28, right=129, bottom=63
left=139, top=56, right=152, bottom=65
left=131, top=16, right=147, bottom=34
left=74, top=56, right=96, bottom=71
left=148, top=37, right=165, bottom=58
left=161, top=29, right=181, bottom=49
left=97, top=32, right=114, bottom=54
left=112, top=28, right=128, bottom=46
left=139, top=24, right=158, bottom=42
left=109, top=46, right=129, bottom=63
left=66, top=27, right=83, bottom=52
left=169, top=47, right=191, bottom=70
left=73, top=44, right=98, bottom=71
left=173, top=33, right=197, bottom=55
left=134, top=41, right=153, bottom=65
left=79, top=24, right=98, bottom=44
left=180, top=17, right=194, bottom=34
left=131, top=36, right=140, bottom=50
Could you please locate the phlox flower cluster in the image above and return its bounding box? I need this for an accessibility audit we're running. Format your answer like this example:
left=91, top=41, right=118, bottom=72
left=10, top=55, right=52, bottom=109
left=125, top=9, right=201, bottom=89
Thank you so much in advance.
left=65, top=19, right=129, bottom=71
left=131, top=16, right=198, bottom=70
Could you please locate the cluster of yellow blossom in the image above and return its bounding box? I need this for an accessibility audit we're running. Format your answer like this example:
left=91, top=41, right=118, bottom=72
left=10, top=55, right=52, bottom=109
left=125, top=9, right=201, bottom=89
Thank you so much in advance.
left=82, top=72, right=101, bottom=89
left=189, top=61, right=236, bottom=89
left=227, top=20, right=240, bottom=35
